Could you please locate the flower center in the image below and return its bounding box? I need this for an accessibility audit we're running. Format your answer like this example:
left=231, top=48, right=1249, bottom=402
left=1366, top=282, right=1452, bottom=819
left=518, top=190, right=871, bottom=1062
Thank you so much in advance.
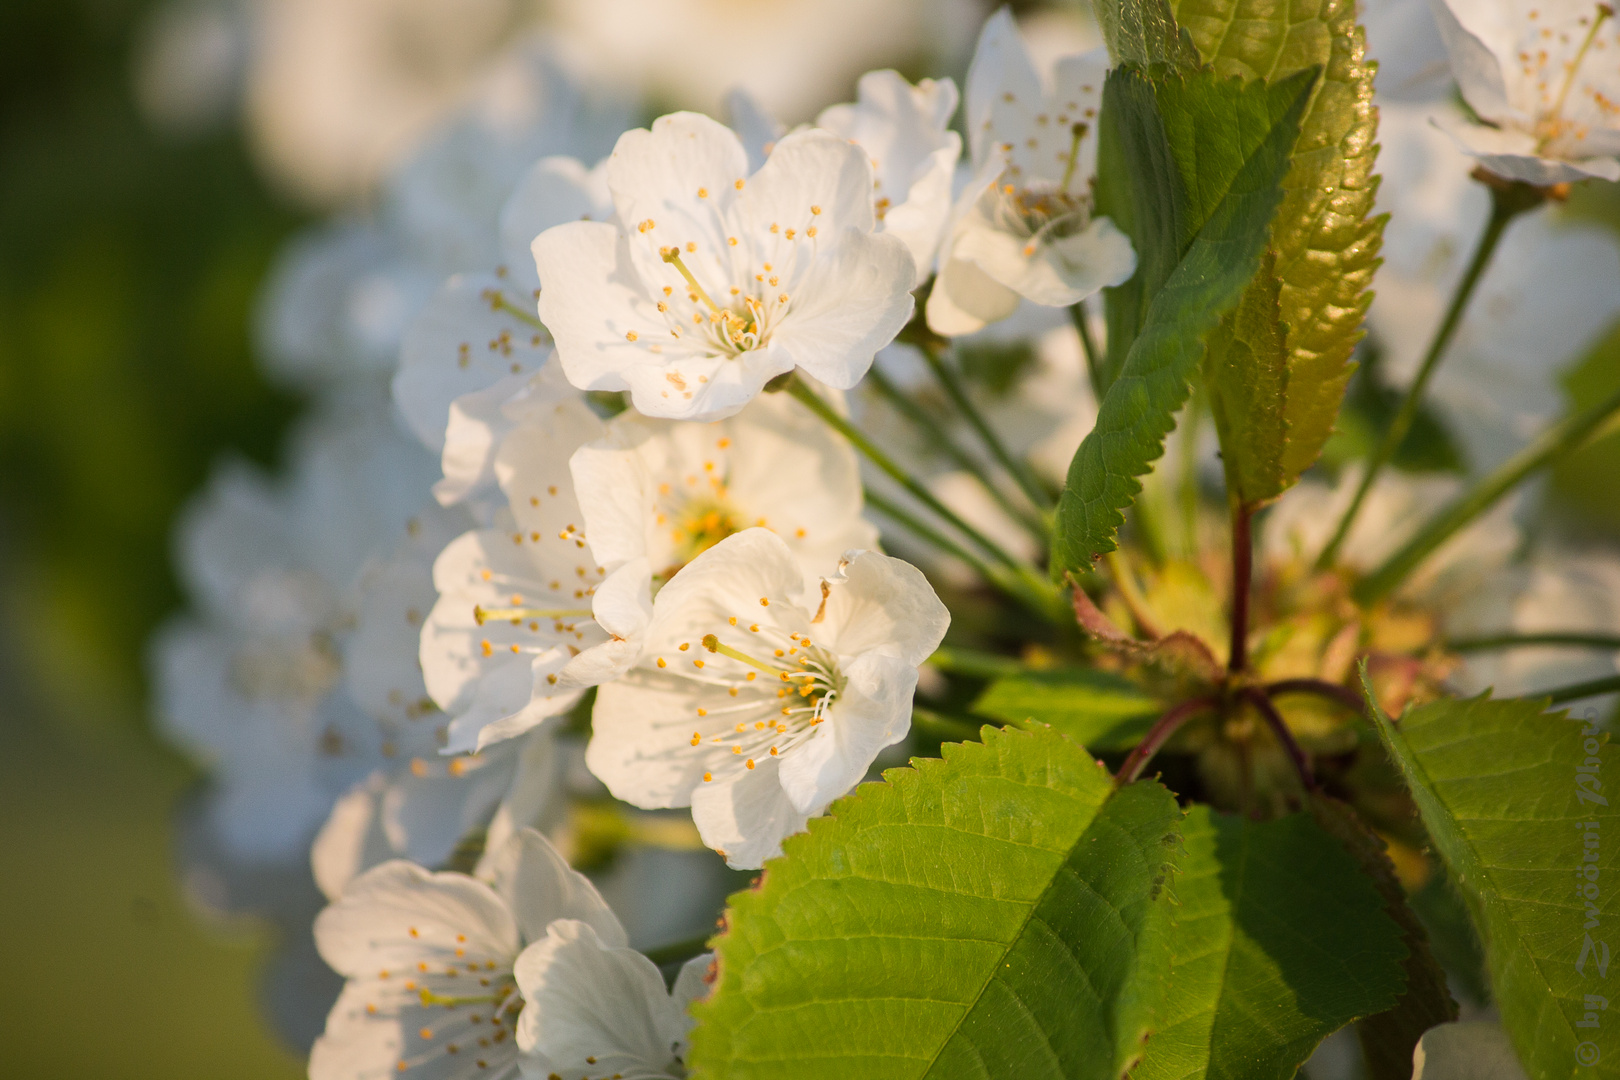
left=654, top=246, right=792, bottom=357
left=991, top=124, right=1095, bottom=258
left=1533, top=2, right=1614, bottom=150
left=670, top=498, right=744, bottom=567
left=656, top=616, right=844, bottom=783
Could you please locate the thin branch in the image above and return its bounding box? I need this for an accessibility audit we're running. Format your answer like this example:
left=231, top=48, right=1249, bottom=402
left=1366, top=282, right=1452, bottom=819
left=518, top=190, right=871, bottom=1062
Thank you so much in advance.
left=1229, top=503, right=1255, bottom=673
left=926, top=646, right=1033, bottom=680
left=1448, top=632, right=1620, bottom=653
left=915, top=337, right=1054, bottom=512
left=865, top=364, right=1048, bottom=541
left=1241, top=688, right=1319, bottom=792
left=865, top=490, right=1059, bottom=621
left=1534, top=674, right=1620, bottom=706
left=1115, top=697, right=1218, bottom=786
left=1070, top=299, right=1106, bottom=401
left=1317, top=179, right=1544, bottom=571
left=1355, top=380, right=1620, bottom=605
left=787, top=379, right=1049, bottom=598
left=1265, top=677, right=1366, bottom=714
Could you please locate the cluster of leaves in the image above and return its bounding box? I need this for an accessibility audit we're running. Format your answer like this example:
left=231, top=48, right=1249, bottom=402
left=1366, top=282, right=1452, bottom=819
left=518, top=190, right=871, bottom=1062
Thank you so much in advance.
left=679, top=1, right=1620, bottom=1076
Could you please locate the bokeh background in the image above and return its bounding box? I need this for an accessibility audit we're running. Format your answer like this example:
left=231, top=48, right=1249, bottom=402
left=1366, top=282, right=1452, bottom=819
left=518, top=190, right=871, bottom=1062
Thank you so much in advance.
left=1, top=1, right=1618, bottom=1078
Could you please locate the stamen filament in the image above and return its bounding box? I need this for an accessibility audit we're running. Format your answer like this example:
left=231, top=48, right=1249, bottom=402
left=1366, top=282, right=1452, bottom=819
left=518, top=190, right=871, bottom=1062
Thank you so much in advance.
left=1059, top=122, right=1089, bottom=193
left=474, top=606, right=593, bottom=625
left=701, top=634, right=776, bottom=673
left=1547, top=4, right=1612, bottom=134
left=661, top=249, right=722, bottom=315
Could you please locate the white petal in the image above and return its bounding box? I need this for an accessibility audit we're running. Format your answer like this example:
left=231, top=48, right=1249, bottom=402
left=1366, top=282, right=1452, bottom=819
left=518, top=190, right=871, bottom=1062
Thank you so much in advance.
left=394, top=274, right=551, bottom=453
left=880, top=138, right=962, bottom=273
left=313, top=860, right=518, bottom=977
left=777, top=652, right=916, bottom=814
left=1432, top=113, right=1620, bottom=183
left=499, top=155, right=611, bottom=290
left=740, top=126, right=876, bottom=239
left=689, top=758, right=809, bottom=868
left=1427, top=0, right=1513, bottom=121
left=769, top=229, right=916, bottom=388
left=965, top=8, right=1045, bottom=168
left=479, top=727, right=565, bottom=872
left=489, top=828, right=628, bottom=948
left=925, top=252, right=1022, bottom=336
left=569, top=436, right=655, bottom=572
left=513, top=920, right=690, bottom=1075
left=955, top=213, right=1136, bottom=307
left=819, top=549, right=951, bottom=665
left=435, top=372, right=535, bottom=507
left=560, top=559, right=654, bottom=687
left=670, top=952, right=716, bottom=1013
left=532, top=219, right=665, bottom=393
left=312, top=773, right=394, bottom=901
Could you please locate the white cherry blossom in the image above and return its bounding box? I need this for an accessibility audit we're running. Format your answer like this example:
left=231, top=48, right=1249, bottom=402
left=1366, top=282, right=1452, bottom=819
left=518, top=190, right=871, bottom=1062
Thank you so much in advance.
left=927, top=9, right=1136, bottom=336
left=815, top=71, right=963, bottom=274
left=564, top=391, right=879, bottom=686
left=586, top=529, right=949, bottom=868
left=532, top=111, right=917, bottom=421
left=1429, top=0, right=1620, bottom=183
left=310, top=829, right=629, bottom=1080
left=514, top=921, right=711, bottom=1080
left=420, top=396, right=612, bottom=754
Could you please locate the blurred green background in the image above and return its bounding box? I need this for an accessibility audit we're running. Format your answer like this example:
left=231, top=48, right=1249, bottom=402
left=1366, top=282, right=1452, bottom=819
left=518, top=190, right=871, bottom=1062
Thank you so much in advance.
left=0, top=0, right=303, bottom=1075
left=1, top=3, right=1618, bottom=1079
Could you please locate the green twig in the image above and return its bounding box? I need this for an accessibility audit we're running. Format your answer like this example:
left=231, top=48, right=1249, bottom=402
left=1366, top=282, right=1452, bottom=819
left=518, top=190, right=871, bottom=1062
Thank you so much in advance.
left=1449, top=632, right=1620, bottom=653
left=1070, top=299, right=1106, bottom=402
left=1318, top=180, right=1545, bottom=571
left=914, top=337, right=1054, bottom=512
left=865, top=490, right=1060, bottom=622
left=865, top=365, right=1048, bottom=541
left=787, top=378, right=1051, bottom=598
left=1537, top=674, right=1620, bottom=706
left=926, top=646, right=1034, bottom=680
left=1355, top=381, right=1620, bottom=605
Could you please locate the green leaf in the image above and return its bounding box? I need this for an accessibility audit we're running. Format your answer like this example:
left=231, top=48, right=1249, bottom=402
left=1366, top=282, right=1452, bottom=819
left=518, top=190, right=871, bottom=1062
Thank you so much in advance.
left=1361, top=677, right=1620, bottom=1078
left=972, top=669, right=1162, bottom=750
left=1093, top=0, right=1201, bottom=68
left=1201, top=250, right=1289, bottom=504
left=1172, top=0, right=1385, bottom=501
left=1551, top=315, right=1620, bottom=533
left=688, top=726, right=1184, bottom=1079
left=1132, top=804, right=1409, bottom=1080
left=1052, top=65, right=1314, bottom=575
left=1307, top=795, right=1458, bottom=1080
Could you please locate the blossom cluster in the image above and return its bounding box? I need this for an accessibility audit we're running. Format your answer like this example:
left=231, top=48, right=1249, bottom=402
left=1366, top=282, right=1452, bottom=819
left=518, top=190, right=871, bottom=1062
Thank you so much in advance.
left=145, top=0, right=1620, bottom=1075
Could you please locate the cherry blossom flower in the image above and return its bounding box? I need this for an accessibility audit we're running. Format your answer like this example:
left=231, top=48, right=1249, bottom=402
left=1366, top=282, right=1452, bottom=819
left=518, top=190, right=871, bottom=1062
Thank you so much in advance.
left=815, top=70, right=963, bottom=274
left=514, top=921, right=711, bottom=1080
left=926, top=9, right=1136, bottom=336
left=585, top=529, right=949, bottom=868
left=419, top=395, right=612, bottom=754
left=532, top=112, right=917, bottom=421
left=1429, top=0, right=1620, bottom=183
left=309, top=829, right=637, bottom=1080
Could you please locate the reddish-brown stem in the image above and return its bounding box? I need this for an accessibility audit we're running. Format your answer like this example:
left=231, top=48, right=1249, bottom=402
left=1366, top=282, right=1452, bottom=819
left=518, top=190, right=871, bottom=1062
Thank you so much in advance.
left=1241, top=688, right=1319, bottom=792
left=1265, top=678, right=1366, bottom=715
left=1229, top=503, right=1254, bottom=674
left=1115, top=697, right=1218, bottom=787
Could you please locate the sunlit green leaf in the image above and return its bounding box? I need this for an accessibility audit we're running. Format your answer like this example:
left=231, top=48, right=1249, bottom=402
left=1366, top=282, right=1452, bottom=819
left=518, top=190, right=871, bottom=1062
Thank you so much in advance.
left=972, top=669, right=1161, bottom=750
left=1362, top=678, right=1620, bottom=1078
left=1052, top=64, right=1314, bottom=575
left=1173, top=0, right=1384, bottom=502
left=688, top=726, right=1184, bottom=1079
left=1132, top=804, right=1409, bottom=1080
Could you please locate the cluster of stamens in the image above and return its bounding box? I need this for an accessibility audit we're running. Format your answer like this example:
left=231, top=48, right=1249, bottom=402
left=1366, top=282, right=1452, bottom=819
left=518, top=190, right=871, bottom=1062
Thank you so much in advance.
left=650, top=606, right=842, bottom=784
left=369, top=927, right=520, bottom=1074
left=990, top=121, right=1094, bottom=258
left=1523, top=3, right=1617, bottom=154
